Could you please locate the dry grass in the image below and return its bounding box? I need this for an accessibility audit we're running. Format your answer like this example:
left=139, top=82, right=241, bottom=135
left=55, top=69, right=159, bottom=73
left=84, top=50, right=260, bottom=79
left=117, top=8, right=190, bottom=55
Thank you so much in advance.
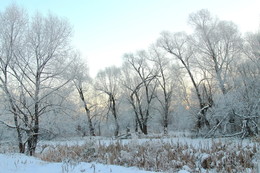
left=38, top=139, right=259, bottom=173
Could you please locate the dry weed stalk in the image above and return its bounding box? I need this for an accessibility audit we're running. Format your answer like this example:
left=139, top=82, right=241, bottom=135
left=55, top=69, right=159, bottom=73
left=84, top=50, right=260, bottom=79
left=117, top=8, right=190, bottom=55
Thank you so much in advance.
left=38, top=139, right=259, bottom=172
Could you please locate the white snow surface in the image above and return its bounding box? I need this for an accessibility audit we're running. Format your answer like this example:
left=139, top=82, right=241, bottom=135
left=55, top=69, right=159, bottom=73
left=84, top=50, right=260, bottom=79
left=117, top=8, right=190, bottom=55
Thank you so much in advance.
left=178, top=171, right=190, bottom=173
left=0, top=153, right=162, bottom=173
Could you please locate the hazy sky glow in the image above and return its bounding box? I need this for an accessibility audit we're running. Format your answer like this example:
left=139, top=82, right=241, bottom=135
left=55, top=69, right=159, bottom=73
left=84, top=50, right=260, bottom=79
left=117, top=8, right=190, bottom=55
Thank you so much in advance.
left=1, top=0, right=260, bottom=76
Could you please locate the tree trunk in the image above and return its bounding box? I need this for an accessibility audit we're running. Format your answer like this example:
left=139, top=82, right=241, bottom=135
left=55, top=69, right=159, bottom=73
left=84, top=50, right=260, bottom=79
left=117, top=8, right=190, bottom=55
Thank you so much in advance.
left=179, top=57, right=210, bottom=130
left=14, top=114, right=25, bottom=153
left=138, top=116, right=148, bottom=135
left=29, top=74, right=40, bottom=156
left=98, top=122, right=101, bottom=136
left=163, top=104, right=169, bottom=135
left=114, top=118, right=119, bottom=137
left=31, top=123, right=39, bottom=156
left=86, top=109, right=95, bottom=136
left=78, top=87, right=95, bottom=136
left=163, top=118, right=168, bottom=135
left=135, top=109, right=149, bottom=135
left=111, top=95, right=119, bottom=137
left=19, top=143, right=25, bottom=153
left=142, top=123, right=148, bottom=135
left=216, top=70, right=227, bottom=95
left=25, top=122, right=39, bottom=156
left=135, top=118, right=138, bottom=132
left=17, top=130, right=25, bottom=153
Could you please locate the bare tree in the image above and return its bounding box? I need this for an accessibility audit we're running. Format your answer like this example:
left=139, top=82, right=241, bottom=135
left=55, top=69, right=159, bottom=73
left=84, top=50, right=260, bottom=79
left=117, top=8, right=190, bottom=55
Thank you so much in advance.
left=0, top=4, right=28, bottom=153
left=70, top=56, right=95, bottom=136
left=188, top=9, right=242, bottom=95
left=0, top=5, right=73, bottom=155
left=95, top=66, right=121, bottom=137
left=187, top=9, right=245, bottom=137
left=122, top=51, right=157, bottom=135
left=149, top=45, right=175, bottom=135
left=157, top=31, right=210, bottom=131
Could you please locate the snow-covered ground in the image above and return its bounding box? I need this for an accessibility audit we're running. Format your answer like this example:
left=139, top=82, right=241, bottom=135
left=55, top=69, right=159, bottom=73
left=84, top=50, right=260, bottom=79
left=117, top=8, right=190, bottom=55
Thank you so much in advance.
left=0, top=153, right=164, bottom=173
left=36, top=134, right=256, bottom=151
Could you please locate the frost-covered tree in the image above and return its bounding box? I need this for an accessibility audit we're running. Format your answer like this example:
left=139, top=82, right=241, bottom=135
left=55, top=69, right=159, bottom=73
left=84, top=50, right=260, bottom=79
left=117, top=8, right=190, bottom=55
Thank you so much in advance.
left=223, top=31, right=260, bottom=137
left=0, top=5, right=73, bottom=155
left=149, top=45, right=175, bottom=135
left=122, top=51, right=157, bottom=135
left=0, top=4, right=28, bottom=153
left=95, top=66, right=122, bottom=137
left=157, top=31, right=211, bottom=132
left=69, top=55, right=96, bottom=136
left=188, top=9, right=242, bottom=95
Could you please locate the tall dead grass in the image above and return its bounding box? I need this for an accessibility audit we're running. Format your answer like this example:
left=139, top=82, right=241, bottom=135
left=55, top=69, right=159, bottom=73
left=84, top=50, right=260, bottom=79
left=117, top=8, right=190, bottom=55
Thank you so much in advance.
left=38, top=139, right=259, bottom=172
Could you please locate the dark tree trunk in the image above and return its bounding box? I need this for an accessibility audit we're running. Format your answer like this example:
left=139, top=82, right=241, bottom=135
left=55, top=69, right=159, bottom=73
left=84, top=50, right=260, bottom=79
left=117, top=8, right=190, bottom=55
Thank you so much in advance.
left=19, top=142, right=25, bottom=153
left=135, top=118, right=138, bottom=132
left=114, top=119, right=119, bottom=137
left=28, top=74, right=40, bottom=156
left=14, top=114, right=25, bottom=153
left=142, top=124, right=148, bottom=135
left=163, top=118, right=168, bottom=135
left=27, top=114, right=39, bottom=156
left=86, top=109, right=95, bottom=136
left=111, top=94, right=119, bottom=137
left=31, top=126, right=39, bottom=156
left=77, top=87, right=95, bottom=136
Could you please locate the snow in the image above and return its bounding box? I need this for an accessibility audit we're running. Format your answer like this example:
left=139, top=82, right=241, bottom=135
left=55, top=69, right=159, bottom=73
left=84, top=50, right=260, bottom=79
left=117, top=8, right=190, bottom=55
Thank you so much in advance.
left=0, top=153, right=164, bottom=173
left=178, top=170, right=190, bottom=173
left=36, top=135, right=254, bottom=151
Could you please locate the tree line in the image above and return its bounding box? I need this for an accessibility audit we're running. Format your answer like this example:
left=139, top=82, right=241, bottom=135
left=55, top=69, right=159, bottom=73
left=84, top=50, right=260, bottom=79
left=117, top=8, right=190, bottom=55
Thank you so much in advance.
left=0, top=5, right=259, bottom=155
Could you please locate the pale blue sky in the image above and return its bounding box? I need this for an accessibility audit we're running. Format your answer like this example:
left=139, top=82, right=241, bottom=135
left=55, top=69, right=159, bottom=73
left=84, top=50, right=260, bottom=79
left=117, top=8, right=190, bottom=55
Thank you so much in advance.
left=1, top=0, right=260, bottom=76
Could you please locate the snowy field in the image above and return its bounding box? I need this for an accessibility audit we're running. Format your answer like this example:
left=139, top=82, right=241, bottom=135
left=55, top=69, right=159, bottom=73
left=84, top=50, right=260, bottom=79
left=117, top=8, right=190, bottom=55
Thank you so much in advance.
left=0, top=153, right=163, bottom=173
left=0, top=134, right=259, bottom=173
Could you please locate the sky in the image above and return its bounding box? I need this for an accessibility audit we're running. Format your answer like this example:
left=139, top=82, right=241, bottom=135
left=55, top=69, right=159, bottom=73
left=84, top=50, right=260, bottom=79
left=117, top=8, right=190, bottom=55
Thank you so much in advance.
left=0, top=0, right=260, bottom=77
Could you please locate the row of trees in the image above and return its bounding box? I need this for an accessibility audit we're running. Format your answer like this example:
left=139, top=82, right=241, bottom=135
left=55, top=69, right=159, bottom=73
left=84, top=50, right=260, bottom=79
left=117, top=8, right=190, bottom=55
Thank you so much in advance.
left=0, top=5, right=259, bottom=155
